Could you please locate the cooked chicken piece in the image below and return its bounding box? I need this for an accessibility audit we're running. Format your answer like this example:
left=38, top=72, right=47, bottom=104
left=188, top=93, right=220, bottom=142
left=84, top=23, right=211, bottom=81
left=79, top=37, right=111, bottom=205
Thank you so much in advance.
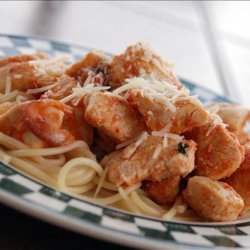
left=0, top=59, right=66, bottom=93
left=226, top=147, right=250, bottom=209
left=105, top=135, right=196, bottom=186
left=66, top=50, right=111, bottom=86
left=0, top=102, right=48, bottom=148
left=0, top=53, right=49, bottom=68
left=189, top=122, right=245, bottom=180
left=109, top=42, right=182, bottom=89
left=182, top=176, right=244, bottom=222
left=23, top=100, right=93, bottom=146
left=206, top=102, right=250, bottom=144
left=41, top=75, right=77, bottom=101
left=126, top=88, right=209, bottom=134
left=142, top=176, right=181, bottom=205
left=0, top=99, right=93, bottom=148
left=84, top=92, right=145, bottom=143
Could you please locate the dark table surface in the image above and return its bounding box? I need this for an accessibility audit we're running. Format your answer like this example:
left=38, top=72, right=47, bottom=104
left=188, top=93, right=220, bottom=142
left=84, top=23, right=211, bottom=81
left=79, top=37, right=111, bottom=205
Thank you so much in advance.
left=0, top=203, right=136, bottom=250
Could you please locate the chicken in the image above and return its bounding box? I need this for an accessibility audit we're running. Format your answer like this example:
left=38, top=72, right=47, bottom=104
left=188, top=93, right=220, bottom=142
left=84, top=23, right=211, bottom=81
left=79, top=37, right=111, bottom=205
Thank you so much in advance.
left=0, top=102, right=48, bottom=148
left=84, top=92, right=145, bottom=144
left=182, top=176, right=244, bottom=222
left=0, top=99, right=93, bottom=148
left=109, top=42, right=183, bottom=89
left=189, top=122, right=245, bottom=180
left=126, top=88, right=209, bottom=134
left=66, top=50, right=111, bottom=86
left=206, top=102, right=250, bottom=144
left=142, top=176, right=181, bottom=205
left=226, top=147, right=250, bottom=209
left=41, top=75, right=77, bottom=101
left=0, top=58, right=66, bottom=93
left=104, top=135, right=196, bottom=186
left=0, top=53, right=49, bottom=68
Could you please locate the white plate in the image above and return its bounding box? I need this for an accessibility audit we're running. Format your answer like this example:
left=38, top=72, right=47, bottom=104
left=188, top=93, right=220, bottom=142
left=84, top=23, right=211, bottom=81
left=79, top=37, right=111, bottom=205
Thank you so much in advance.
left=0, top=34, right=249, bottom=250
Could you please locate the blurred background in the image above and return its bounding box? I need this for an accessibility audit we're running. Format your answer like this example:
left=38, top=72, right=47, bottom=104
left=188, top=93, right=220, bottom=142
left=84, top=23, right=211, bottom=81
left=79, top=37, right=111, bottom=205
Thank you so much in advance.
left=0, top=1, right=250, bottom=106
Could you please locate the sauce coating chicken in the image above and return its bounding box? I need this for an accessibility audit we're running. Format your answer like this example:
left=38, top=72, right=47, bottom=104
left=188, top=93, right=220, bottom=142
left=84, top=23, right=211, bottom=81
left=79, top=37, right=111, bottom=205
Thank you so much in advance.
left=0, top=58, right=66, bottom=93
left=0, top=99, right=93, bottom=148
left=183, top=176, right=244, bottom=222
left=105, top=135, right=196, bottom=186
left=66, top=50, right=111, bottom=86
left=109, top=42, right=182, bottom=89
left=142, top=176, right=181, bottom=205
left=226, top=147, right=250, bottom=209
left=190, top=122, right=245, bottom=180
left=126, top=88, right=209, bottom=134
left=84, top=92, right=145, bottom=144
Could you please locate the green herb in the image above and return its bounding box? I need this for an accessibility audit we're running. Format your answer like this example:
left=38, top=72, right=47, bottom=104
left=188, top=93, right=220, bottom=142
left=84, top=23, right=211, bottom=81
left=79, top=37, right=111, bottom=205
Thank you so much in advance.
left=96, top=67, right=106, bottom=74
left=177, top=142, right=189, bottom=155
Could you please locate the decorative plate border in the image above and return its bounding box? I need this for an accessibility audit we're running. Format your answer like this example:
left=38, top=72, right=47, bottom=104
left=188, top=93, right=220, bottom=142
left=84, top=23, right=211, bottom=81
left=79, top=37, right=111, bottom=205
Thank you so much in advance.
left=0, top=34, right=249, bottom=250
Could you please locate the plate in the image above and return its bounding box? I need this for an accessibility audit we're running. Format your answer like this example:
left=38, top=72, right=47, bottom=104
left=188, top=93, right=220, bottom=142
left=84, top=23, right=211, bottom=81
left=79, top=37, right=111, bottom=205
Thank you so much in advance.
left=0, top=34, right=249, bottom=250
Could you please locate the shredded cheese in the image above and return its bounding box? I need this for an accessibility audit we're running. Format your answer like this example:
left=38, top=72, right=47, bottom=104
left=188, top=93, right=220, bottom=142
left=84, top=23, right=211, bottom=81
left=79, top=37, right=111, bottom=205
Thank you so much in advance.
left=5, top=76, right=12, bottom=95
left=116, top=132, right=148, bottom=159
left=60, top=83, right=110, bottom=104
left=113, top=77, right=202, bottom=113
left=163, top=134, right=168, bottom=148
left=135, top=131, right=148, bottom=147
left=26, top=81, right=61, bottom=94
left=205, top=104, right=227, bottom=136
left=152, top=144, right=162, bottom=159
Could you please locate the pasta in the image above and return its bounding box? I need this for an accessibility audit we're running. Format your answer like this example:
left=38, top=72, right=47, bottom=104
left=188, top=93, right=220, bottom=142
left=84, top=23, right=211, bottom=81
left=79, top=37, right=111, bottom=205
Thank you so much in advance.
left=0, top=42, right=249, bottom=223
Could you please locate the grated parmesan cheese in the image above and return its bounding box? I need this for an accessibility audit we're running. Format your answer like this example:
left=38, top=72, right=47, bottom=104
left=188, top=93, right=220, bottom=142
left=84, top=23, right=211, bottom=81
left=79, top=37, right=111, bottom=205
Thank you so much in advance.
left=163, top=134, right=168, bottom=148
left=205, top=104, right=227, bottom=136
left=152, top=144, right=162, bottom=159
left=151, top=130, right=184, bottom=148
left=135, top=131, right=148, bottom=147
left=5, top=76, right=12, bottom=95
left=60, top=83, right=110, bottom=104
left=113, top=77, right=202, bottom=113
left=116, top=131, right=148, bottom=159
left=26, top=81, right=61, bottom=94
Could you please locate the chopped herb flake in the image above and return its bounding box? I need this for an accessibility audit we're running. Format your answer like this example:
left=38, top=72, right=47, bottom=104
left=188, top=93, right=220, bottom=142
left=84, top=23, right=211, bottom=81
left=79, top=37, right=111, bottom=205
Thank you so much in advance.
left=177, top=142, right=189, bottom=155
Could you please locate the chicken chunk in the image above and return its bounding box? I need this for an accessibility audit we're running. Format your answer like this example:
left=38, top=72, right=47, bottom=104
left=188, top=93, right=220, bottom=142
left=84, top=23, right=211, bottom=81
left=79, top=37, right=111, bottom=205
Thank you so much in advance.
left=0, top=102, right=48, bottom=148
left=66, top=50, right=111, bottom=86
left=105, top=135, right=196, bottom=186
left=226, top=147, right=250, bottom=209
left=0, top=59, right=66, bottom=93
left=182, top=176, right=244, bottom=222
left=126, top=88, right=209, bottom=134
left=142, top=176, right=181, bottom=205
left=0, top=53, right=49, bottom=68
left=0, top=99, right=93, bottom=148
left=41, top=75, right=77, bottom=101
left=84, top=92, right=145, bottom=143
left=206, top=102, right=250, bottom=144
left=190, top=122, right=245, bottom=180
left=109, top=42, right=183, bottom=89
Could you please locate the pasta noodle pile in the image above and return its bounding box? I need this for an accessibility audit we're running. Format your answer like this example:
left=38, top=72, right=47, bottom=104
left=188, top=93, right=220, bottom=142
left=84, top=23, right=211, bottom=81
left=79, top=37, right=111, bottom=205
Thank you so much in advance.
left=0, top=43, right=249, bottom=223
